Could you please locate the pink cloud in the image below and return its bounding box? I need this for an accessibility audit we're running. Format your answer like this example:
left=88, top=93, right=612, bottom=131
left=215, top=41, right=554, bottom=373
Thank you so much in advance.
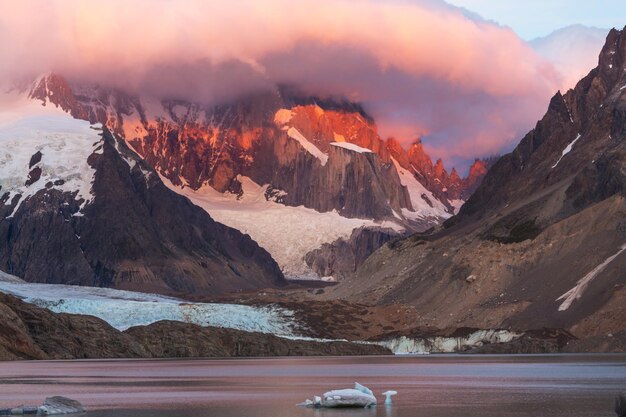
left=1, top=0, right=584, bottom=171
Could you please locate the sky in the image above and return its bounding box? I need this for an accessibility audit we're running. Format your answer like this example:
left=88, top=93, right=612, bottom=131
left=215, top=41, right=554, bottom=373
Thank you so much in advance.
left=0, top=0, right=622, bottom=173
left=445, top=0, right=625, bottom=40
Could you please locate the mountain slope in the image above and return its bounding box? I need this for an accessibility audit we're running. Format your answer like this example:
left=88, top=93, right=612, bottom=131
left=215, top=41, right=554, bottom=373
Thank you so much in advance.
left=327, top=26, right=626, bottom=342
left=0, top=95, right=284, bottom=294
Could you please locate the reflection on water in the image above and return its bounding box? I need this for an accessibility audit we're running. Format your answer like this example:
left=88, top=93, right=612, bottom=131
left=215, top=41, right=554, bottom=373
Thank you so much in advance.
left=0, top=355, right=624, bottom=417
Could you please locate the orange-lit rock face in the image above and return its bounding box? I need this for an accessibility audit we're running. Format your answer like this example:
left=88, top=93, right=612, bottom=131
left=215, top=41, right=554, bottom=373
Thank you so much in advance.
left=28, top=73, right=491, bottom=222
left=468, top=159, right=488, bottom=181
left=434, top=159, right=446, bottom=179
left=280, top=105, right=388, bottom=159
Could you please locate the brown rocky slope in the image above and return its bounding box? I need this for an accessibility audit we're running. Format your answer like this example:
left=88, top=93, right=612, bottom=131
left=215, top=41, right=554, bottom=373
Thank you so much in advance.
left=324, top=26, right=626, bottom=349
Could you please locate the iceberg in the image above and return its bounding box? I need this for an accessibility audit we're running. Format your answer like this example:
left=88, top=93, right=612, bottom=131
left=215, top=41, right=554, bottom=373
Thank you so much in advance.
left=298, top=383, right=378, bottom=408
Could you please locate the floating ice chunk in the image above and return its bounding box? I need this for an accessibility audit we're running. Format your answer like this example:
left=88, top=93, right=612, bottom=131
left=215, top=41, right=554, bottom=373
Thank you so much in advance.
left=382, top=390, right=398, bottom=405
left=355, top=382, right=374, bottom=396
left=321, top=389, right=377, bottom=408
left=296, top=399, right=314, bottom=407
left=298, top=384, right=377, bottom=408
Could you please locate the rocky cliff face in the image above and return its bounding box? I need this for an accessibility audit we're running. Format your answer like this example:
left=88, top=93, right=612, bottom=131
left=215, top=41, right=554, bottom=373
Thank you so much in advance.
left=28, top=75, right=486, bottom=222
left=24, top=74, right=489, bottom=279
left=0, top=111, right=284, bottom=294
left=326, top=27, right=626, bottom=341
left=305, top=227, right=401, bottom=279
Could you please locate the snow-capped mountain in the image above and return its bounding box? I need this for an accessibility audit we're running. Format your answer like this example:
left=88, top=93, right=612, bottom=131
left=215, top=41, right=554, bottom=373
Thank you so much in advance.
left=0, top=90, right=283, bottom=294
left=21, top=74, right=488, bottom=279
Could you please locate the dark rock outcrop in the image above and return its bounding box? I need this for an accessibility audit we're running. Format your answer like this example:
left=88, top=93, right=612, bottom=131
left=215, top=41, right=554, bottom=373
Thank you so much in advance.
left=0, top=128, right=284, bottom=295
left=305, top=227, right=402, bottom=279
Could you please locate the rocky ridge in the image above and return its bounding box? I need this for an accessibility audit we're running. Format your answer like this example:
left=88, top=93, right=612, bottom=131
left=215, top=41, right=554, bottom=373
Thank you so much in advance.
left=29, top=75, right=487, bottom=224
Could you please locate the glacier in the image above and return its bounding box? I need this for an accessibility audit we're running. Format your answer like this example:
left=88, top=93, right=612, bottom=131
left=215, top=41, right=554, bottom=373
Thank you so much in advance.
left=379, top=329, right=522, bottom=354
left=0, top=277, right=300, bottom=335
left=0, top=273, right=526, bottom=354
left=162, top=174, right=403, bottom=279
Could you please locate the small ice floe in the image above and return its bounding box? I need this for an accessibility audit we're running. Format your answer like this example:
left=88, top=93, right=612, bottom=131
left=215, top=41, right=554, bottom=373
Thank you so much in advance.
left=0, top=396, right=85, bottom=415
left=38, top=396, right=85, bottom=414
left=382, top=390, right=398, bottom=405
left=298, top=382, right=382, bottom=408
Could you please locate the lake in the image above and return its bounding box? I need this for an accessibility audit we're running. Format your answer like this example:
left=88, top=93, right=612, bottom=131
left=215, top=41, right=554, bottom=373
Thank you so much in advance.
left=0, top=355, right=624, bottom=417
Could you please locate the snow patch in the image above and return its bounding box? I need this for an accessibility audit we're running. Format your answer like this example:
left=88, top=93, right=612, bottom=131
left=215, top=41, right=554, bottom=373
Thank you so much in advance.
left=0, top=270, right=24, bottom=283
left=557, top=243, right=626, bottom=311
left=330, top=142, right=372, bottom=154
left=450, top=199, right=465, bottom=214
left=551, top=133, right=581, bottom=168
left=392, top=158, right=450, bottom=220
left=287, top=127, right=328, bottom=165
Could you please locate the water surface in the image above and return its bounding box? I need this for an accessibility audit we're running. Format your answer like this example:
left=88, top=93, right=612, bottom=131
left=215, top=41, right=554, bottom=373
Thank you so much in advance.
left=0, top=355, right=624, bottom=417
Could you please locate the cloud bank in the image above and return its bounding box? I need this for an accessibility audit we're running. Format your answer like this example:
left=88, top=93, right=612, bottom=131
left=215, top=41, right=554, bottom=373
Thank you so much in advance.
left=1, top=0, right=593, bottom=171
left=531, top=25, right=609, bottom=91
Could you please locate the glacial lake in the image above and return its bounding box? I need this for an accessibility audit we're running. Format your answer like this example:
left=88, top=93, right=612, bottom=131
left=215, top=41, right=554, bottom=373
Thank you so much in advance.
left=0, top=355, right=624, bottom=417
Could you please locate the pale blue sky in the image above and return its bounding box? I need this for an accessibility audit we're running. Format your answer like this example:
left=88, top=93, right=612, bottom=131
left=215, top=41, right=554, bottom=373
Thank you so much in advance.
left=445, top=0, right=626, bottom=39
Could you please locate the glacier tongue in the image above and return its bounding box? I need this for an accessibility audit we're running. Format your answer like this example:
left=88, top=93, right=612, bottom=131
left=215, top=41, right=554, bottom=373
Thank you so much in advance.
left=161, top=174, right=404, bottom=279
left=0, top=281, right=300, bottom=335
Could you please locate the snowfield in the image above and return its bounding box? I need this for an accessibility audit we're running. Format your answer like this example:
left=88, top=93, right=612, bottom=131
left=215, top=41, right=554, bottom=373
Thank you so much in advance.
left=0, top=89, right=103, bottom=217
left=0, top=275, right=300, bottom=335
left=163, top=175, right=403, bottom=279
